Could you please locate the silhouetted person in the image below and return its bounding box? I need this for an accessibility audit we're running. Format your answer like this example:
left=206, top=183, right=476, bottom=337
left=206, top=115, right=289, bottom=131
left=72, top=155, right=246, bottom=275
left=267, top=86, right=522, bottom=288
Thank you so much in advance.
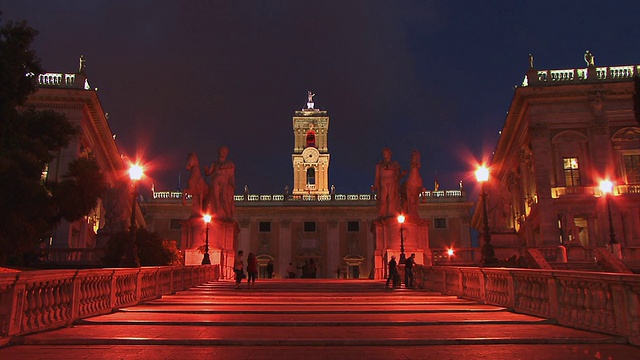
left=247, top=252, right=257, bottom=289
left=234, top=250, right=244, bottom=289
left=404, top=253, right=416, bottom=288
left=266, top=260, right=274, bottom=279
left=386, top=255, right=399, bottom=288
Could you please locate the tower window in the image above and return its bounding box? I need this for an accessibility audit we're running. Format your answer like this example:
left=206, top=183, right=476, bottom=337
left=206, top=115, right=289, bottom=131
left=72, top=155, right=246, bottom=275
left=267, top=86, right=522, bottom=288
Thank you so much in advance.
left=624, top=154, right=640, bottom=184
left=563, top=157, right=581, bottom=187
left=306, top=167, right=315, bottom=185
left=306, top=130, right=316, bottom=148
left=304, top=222, right=316, bottom=232
left=347, top=221, right=359, bottom=232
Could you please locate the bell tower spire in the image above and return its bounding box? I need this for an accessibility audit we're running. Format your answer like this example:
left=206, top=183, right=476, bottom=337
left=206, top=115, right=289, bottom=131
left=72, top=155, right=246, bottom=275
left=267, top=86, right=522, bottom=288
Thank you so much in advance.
left=292, top=91, right=330, bottom=195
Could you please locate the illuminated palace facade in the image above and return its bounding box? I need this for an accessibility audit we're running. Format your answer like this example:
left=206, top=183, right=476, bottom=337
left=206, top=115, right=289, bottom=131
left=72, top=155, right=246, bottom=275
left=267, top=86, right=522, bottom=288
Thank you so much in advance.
left=145, top=99, right=473, bottom=278
left=472, top=56, right=640, bottom=263
left=26, top=66, right=144, bottom=252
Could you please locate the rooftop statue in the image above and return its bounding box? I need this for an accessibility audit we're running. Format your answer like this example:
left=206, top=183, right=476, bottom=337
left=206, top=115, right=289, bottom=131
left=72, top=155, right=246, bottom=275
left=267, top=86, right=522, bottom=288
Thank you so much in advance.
left=584, top=50, right=595, bottom=67
left=183, top=152, right=208, bottom=217
left=528, top=53, right=534, bottom=69
left=372, top=147, right=405, bottom=218
left=204, top=146, right=236, bottom=220
left=78, top=55, right=86, bottom=73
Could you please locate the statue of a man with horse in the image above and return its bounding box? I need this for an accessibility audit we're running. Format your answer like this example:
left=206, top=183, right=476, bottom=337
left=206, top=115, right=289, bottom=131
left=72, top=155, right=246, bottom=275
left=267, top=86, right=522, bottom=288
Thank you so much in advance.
left=183, top=152, right=209, bottom=217
left=183, top=146, right=236, bottom=220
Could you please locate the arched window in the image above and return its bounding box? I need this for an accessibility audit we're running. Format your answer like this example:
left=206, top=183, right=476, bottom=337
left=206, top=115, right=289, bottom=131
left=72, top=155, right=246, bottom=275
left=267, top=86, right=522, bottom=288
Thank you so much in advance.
left=306, top=130, right=316, bottom=148
left=306, top=167, right=315, bottom=185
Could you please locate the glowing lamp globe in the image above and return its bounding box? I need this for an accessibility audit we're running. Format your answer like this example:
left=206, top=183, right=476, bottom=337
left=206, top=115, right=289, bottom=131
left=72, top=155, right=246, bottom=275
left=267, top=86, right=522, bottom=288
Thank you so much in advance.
left=475, top=166, right=489, bottom=182
left=129, top=165, right=143, bottom=181
left=600, top=180, right=613, bottom=195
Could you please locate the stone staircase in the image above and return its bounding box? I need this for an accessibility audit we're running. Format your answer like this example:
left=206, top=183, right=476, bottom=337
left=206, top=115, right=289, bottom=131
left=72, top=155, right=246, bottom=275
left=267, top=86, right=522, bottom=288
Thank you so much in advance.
left=1, top=279, right=638, bottom=359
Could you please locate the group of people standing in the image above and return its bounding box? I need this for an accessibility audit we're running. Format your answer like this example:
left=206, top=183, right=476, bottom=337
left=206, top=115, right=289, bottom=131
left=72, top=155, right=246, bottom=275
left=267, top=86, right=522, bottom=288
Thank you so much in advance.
left=386, top=253, right=416, bottom=289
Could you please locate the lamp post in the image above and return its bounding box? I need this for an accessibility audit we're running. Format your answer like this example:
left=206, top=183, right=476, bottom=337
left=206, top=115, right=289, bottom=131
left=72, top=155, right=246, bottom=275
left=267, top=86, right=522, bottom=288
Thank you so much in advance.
left=121, top=164, right=143, bottom=267
left=397, top=214, right=406, bottom=264
left=476, top=165, right=497, bottom=265
left=599, top=180, right=617, bottom=246
left=202, top=214, right=212, bottom=265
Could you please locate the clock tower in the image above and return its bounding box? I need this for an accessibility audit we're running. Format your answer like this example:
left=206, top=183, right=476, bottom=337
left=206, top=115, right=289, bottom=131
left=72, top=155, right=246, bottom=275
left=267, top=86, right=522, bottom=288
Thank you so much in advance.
left=292, top=92, right=330, bottom=195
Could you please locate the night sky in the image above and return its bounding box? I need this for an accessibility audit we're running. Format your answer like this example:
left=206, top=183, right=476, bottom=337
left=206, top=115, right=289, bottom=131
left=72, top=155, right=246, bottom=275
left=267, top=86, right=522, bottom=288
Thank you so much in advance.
left=2, top=1, right=640, bottom=198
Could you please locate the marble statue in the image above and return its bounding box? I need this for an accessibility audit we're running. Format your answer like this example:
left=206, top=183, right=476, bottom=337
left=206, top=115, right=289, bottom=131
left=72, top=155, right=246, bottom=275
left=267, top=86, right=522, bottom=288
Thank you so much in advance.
left=584, top=50, right=595, bottom=67
left=372, top=148, right=405, bottom=218
left=182, top=152, right=208, bottom=216
left=204, top=146, right=235, bottom=219
left=78, top=55, right=86, bottom=73
left=401, top=150, right=425, bottom=219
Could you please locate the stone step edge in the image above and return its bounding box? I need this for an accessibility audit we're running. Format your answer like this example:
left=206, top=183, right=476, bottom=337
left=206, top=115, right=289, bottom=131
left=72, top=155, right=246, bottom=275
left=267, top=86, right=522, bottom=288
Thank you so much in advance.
left=73, top=319, right=553, bottom=326
left=14, top=336, right=628, bottom=347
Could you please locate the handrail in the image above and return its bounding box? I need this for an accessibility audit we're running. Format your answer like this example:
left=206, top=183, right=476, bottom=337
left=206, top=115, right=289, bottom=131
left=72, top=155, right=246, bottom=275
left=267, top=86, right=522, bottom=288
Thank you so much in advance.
left=0, top=265, right=218, bottom=341
left=413, top=265, right=640, bottom=346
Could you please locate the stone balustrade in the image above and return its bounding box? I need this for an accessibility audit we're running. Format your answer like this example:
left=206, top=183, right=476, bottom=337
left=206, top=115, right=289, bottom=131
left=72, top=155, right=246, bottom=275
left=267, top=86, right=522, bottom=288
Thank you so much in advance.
left=36, top=72, right=91, bottom=90
left=0, top=265, right=218, bottom=342
left=523, top=65, right=640, bottom=86
left=414, top=265, right=640, bottom=345
left=153, top=189, right=465, bottom=203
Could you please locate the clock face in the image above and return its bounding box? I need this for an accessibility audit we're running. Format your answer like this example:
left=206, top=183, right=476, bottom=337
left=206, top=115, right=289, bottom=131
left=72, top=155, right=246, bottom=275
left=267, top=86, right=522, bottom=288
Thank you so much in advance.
left=302, top=147, right=319, bottom=163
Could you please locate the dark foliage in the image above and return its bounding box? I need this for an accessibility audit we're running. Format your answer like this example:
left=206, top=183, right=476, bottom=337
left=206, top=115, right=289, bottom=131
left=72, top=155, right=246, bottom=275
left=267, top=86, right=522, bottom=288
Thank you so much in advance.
left=102, top=229, right=180, bottom=267
left=0, top=19, right=105, bottom=265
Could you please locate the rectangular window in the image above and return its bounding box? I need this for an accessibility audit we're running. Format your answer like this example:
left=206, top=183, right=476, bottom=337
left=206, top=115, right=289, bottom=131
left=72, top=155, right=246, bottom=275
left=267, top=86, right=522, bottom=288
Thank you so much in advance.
left=170, top=219, right=182, bottom=230
left=304, top=222, right=316, bottom=232
left=563, top=157, right=581, bottom=186
left=624, top=154, right=640, bottom=184
left=347, top=221, right=359, bottom=232
left=434, top=218, right=446, bottom=229
left=259, top=221, right=271, bottom=232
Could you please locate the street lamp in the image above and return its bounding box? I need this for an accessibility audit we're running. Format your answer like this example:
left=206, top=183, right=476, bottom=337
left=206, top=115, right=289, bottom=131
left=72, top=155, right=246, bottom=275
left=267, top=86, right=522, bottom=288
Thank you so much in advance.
left=397, top=214, right=406, bottom=264
left=202, top=214, right=212, bottom=265
left=599, top=180, right=617, bottom=245
left=475, top=165, right=497, bottom=265
left=121, top=164, right=143, bottom=267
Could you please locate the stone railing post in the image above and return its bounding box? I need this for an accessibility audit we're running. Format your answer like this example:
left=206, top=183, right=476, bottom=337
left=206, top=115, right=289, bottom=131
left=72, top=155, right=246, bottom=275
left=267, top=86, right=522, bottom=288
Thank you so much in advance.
left=135, top=269, right=143, bottom=302
left=109, top=270, right=117, bottom=309
left=4, top=277, right=25, bottom=337
left=70, top=270, right=81, bottom=320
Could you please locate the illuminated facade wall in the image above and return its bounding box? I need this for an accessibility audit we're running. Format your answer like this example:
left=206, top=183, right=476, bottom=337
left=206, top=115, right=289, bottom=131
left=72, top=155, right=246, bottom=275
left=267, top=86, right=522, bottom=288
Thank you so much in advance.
left=473, top=61, right=640, bottom=249
left=26, top=71, right=138, bottom=249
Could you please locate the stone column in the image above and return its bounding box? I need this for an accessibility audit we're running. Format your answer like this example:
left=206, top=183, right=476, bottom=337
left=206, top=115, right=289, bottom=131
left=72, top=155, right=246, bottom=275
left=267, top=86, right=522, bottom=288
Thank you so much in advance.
left=326, top=220, right=339, bottom=279
left=279, top=220, right=292, bottom=279
left=529, top=123, right=559, bottom=246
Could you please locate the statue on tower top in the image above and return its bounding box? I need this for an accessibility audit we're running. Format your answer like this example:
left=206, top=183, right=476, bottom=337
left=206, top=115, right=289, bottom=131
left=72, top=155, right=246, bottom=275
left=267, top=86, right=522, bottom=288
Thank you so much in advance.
left=306, top=91, right=315, bottom=109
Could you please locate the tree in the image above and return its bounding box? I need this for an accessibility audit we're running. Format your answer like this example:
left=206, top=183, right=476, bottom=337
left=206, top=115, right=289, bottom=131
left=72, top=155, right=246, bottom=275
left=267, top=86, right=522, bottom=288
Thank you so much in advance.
left=0, top=19, right=106, bottom=265
left=102, top=229, right=181, bottom=267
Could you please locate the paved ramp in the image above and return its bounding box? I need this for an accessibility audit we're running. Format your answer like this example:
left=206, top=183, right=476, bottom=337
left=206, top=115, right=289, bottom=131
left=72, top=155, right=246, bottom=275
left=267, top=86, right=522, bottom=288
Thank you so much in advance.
left=1, top=279, right=639, bottom=359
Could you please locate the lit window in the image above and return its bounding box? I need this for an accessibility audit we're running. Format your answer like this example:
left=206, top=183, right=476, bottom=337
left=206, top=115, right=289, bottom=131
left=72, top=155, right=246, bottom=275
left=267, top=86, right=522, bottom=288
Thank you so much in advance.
left=563, top=157, right=580, bottom=186
left=41, top=163, right=49, bottom=182
left=434, top=218, right=446, bottom=228
left=624, top=155, right=640, bottom=184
